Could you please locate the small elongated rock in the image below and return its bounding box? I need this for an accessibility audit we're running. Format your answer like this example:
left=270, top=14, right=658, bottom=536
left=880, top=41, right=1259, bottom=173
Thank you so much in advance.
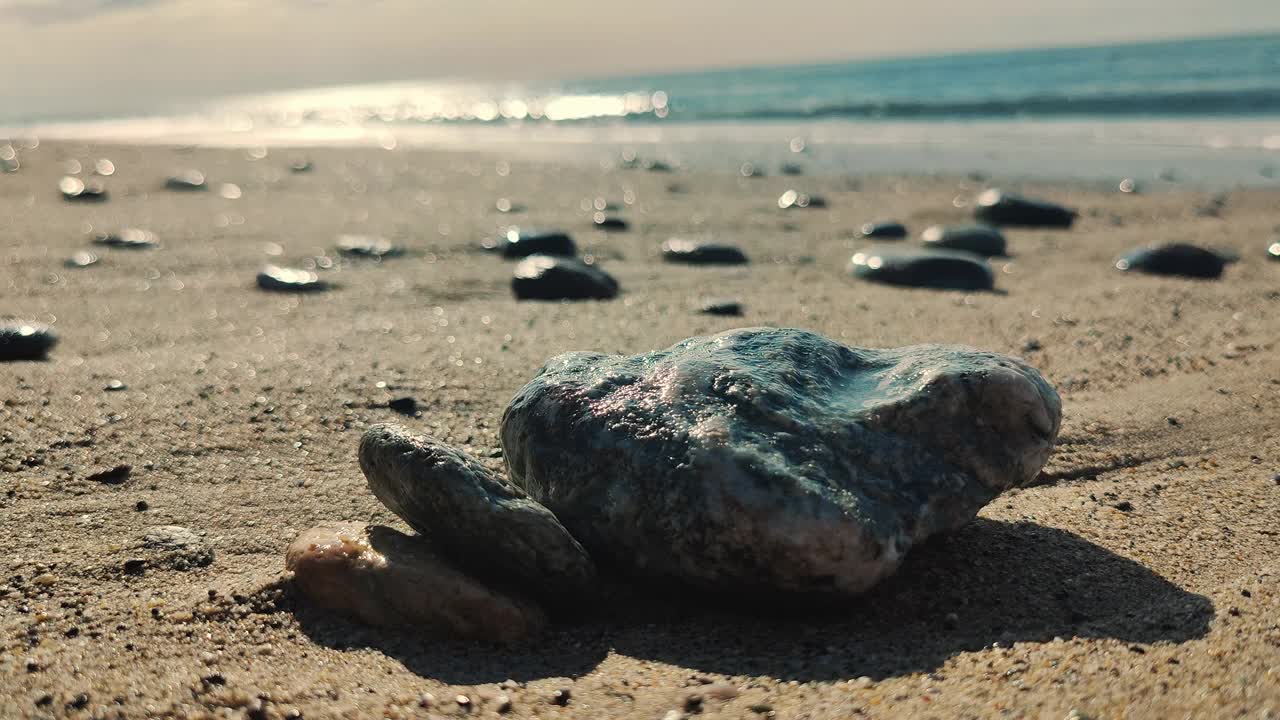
left=286, top=522, right=546, bottom=641
left=699, top=298, right=744, bottom=316
left=850, top=248, right=994, bottom=291
left=512, top=256, right=618, bottom=301
left=777, top=190, right=826, bottom=209
left=256, top=266, right=330, bottom=292
left=94, top=229, right=159, bottom=249
left=661, top=239, right=749, bottom=265
left=501, top=327, right=1060, bottom=596
left=64, top=251, right=100, bottom=268
left=860, top=222, right=907, bottom=239
left=336, top=235, right=402, bottom=258
left=1267, top=240, right=1279, bottom=261
left=359, top=424, right=596, bottom=605
left=59, top=176, right=107, bottom=202
left=592, top=215, right=629, bottom=231
left=484, top=229, right=576, bottom=259
left=1115, top=243, right=1225, bottom=279
left=921, top=225, right=1006, bottom=257
left=0, top=322, right=58, bottom=361
left=974, top=189, right=1076, bottom=228
left=165, top=171, right=207, bottom=191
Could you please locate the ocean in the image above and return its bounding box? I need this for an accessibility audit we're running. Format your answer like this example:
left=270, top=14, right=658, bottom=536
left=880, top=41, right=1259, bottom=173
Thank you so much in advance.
left=7, top=33, right=1280, bottom=185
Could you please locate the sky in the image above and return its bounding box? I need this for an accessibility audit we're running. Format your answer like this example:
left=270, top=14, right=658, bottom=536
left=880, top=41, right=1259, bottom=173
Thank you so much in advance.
left=4, top=0, right=1280, bottom=120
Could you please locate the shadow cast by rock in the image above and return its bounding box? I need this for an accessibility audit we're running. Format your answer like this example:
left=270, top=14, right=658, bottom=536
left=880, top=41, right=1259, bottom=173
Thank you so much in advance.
left=606, top=518, right=1214, bottom=681
left=286, top=518, right=1212, bottom=684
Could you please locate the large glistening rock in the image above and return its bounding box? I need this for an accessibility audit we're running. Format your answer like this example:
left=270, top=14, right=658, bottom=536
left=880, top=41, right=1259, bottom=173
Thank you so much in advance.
left=850, top=248, right=994, bottom=291
left=286, top=522, right=546, bottom=642
left=974, top=189, right=1076, bottom=228
left=511, top=256, right=618, bottom=301
left=501, top=327, right=1060, bottom=597
left=359, top=424, right=596, bottom=605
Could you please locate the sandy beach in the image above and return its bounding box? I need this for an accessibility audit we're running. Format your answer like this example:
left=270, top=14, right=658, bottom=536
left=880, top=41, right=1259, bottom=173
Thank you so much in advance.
left=2, top=140, right=1278, bottom=719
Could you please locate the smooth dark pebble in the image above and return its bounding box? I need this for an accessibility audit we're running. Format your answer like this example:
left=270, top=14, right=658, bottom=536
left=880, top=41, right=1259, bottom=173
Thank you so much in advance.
left=860, top=221, right=908, bottom=239
left=256, top=266, right=330, bottom=292
left=592, top=214, right=629, bottom=231
left=388, top=397, right=418, bottom=415
left=551, top=689, right=571, bottom=706
left=164, top=170, right=207, bottom=191
left=699, top=299, right=744, bottom=316
left=1115, top=243, right=1225, bottom=279
left=87, top=465, right=132, bottom=485
left=123, top=559, right=146, bottom=575
left=780, top=162, right=804, bottom=176
left=921, top=224, right=1007, bottom=257
left=1112, top=500, right=1134, bottom=512
left=485, top=229, right=576, bottom=259
left=661, top=239, right=749, bottom=265
left=64, top=251, right=100, bottom=268
left=59, top=176, right=107, bottom=202
left=512, top=256, right=618, bottom=301
left=0, top=322, right=58, bottom=361
left=850, top=248, right=994, bottom=291
left=94, top=229, right=159, bottom=249
left=135, top=500, right=149, bottom=511
left=974, top=189, right=1076, bottom=228
left=336, top=235, right=403, bottom=258
left=750, top=703, right=773, bottom=714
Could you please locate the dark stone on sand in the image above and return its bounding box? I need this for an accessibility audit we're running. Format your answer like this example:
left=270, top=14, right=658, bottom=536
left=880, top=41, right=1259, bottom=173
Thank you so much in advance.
left=1115, top=243, right=1225, bottom=279
left=290, top=160, right=313, bottom=173
left=0, top=321, right=58, bottom=361
left=1268, top=240, right=1280, bottom=261
left=511, top=256, right=618, bottom=301
left=780, top=163, right=804, bottom=176
left=644, top=160, right=674, bottom=173
left=256, top=266, right=331, bottom=292
left=59, top=176, right=107, bottom=202
left=105, top=379, right=127, bottom=392
left=501, top=327, right=1060, bottom=596
left=974, top=189, right=1076, bottom=228
left=484, top=229, right=576, bottom=259
left=359, top=424, right=596, bottom=604
left=164, top=171, right=207, bottom=191
left=699, top=299, right=744, bottom=316
left=593, top=215, right=629, bottom=231
left=87, top=465, right=131, bottom=485
left=140, top=526, right=214, bottom=570
left=64, top=251, right=99, bottom=268
left=336, top=235, right=403, bottom=258
left=777, top=190, right=826, bottom=209
left=921, top=224, right=1007, bottom=257
left=287, top=521, right=549, bottom=640
left=388, top=396, right=418, bottom=415
left=850, top=247, right=995, bottom=291
left=93, top=229, right=159, bottom=250
left=860, top=221, right=908, bottom=239
left=661, top=239, right=749, bottom=265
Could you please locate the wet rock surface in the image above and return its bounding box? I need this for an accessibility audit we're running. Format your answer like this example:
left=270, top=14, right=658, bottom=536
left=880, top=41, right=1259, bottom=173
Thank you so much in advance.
left=164, top=170, right=207, bottom=191
left=94, top=229, right=159, bottom=249
left=59, top=176, right=107, bottom=202
left=1115, top=243, right=1226, bottom=279
left=921, top=225, right=1007, bottom=257
left=359, top=424, right=596, bottom=605
left=850, top=248, right=995, bottom=291
left=256, top=265, right=331, bottom=292
left=974, top=189, right=1076, bottom=228
left=336, top=235, right=403, bottom=258
left=484, top=229, right=576, bottom=259
left=661, top=239, right=749, bottom=265
left=511, top=256, right=618, bottom=301
left=286, top=522, right=546, bottom=642
left=860, top=221, right=908, bottom=239
left=501, top=327, right=1060, bottom=596
left=0, top=321, right=58, bottom=361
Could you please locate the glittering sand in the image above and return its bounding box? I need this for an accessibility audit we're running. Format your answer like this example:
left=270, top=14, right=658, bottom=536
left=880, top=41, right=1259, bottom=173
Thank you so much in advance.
left=1, top=141, right=1277, bottom=718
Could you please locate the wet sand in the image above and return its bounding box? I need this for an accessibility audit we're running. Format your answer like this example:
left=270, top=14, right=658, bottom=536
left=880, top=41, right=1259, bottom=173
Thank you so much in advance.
left=2, top=141, right=1278, bottom=719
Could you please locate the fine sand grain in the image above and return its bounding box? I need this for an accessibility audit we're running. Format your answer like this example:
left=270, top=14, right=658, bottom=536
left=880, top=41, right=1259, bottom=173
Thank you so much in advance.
left=2, top=142, right=1277, bottom=719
